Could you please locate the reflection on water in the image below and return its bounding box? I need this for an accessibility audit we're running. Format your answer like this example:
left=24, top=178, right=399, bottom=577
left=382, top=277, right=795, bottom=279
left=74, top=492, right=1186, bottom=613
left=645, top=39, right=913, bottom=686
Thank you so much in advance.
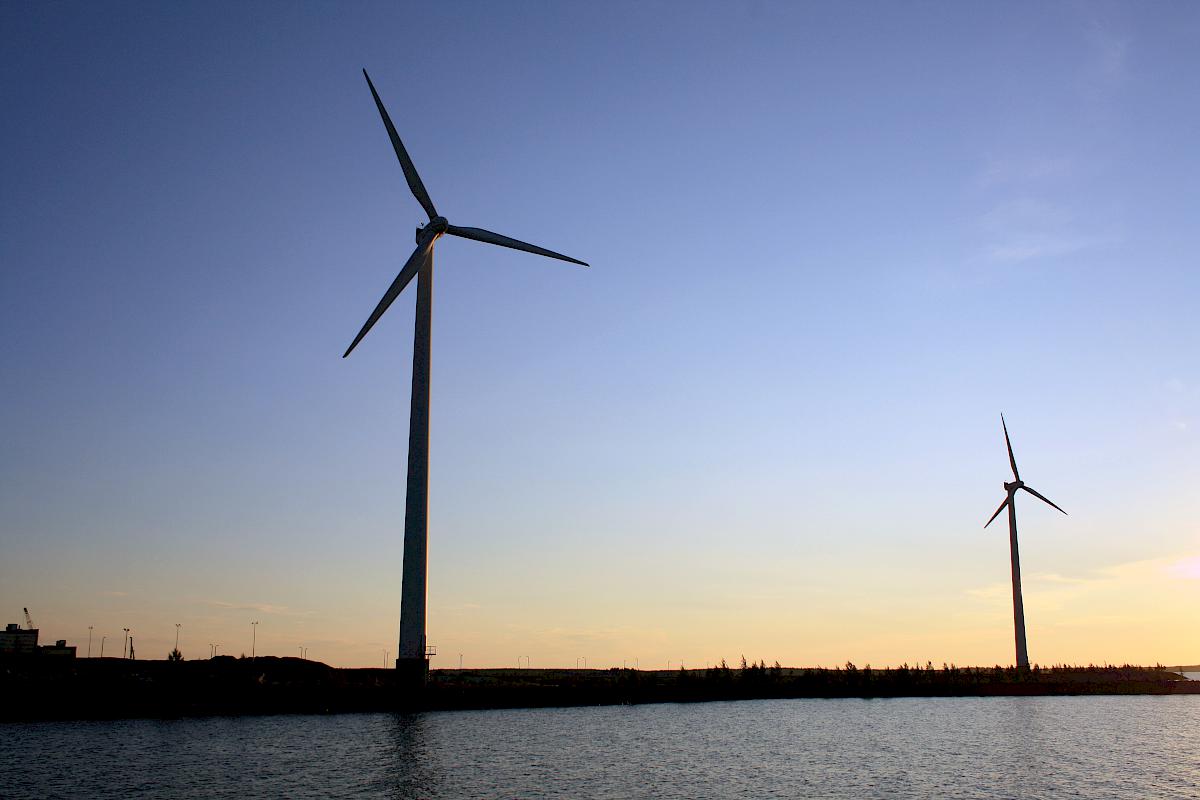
left=4, top=696, right=1200, bottom=798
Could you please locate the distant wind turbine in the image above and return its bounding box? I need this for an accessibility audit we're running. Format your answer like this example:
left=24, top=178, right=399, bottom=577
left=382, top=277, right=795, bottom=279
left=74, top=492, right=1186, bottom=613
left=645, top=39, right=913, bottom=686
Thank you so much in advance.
left=983, top=415, right=1067, bottom=669
left=344, top=70, right=588, bottom=685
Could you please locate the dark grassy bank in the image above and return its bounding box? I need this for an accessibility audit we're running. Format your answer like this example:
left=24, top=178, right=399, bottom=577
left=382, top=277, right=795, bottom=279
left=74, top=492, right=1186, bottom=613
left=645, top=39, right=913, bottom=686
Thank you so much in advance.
left=1, top=656, right=1194, bottom=722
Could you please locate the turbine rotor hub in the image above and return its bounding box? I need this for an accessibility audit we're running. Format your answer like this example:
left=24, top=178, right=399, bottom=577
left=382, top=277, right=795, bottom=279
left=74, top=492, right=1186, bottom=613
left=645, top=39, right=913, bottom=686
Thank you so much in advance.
left=415, top=216, right=450, bottom=242
left=1004, top=480, right=1024, bottom=492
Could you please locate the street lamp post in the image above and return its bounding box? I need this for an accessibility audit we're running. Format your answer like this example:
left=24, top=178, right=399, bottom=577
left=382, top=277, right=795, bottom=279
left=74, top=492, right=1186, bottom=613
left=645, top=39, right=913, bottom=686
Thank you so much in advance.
left=251, top=621, right=259, bottom=658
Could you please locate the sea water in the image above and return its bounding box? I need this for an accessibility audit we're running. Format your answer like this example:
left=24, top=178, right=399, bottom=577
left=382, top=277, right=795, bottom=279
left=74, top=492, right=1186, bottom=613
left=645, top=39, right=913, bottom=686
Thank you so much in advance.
left=3, top=696, right=1199, bottom=798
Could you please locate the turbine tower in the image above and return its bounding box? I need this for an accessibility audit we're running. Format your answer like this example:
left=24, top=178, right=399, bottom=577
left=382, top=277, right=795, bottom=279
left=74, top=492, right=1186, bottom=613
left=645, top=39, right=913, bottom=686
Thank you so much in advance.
left=344, top=70, right=588, bottom=686
left=983, top=415, right=1067, bottom=669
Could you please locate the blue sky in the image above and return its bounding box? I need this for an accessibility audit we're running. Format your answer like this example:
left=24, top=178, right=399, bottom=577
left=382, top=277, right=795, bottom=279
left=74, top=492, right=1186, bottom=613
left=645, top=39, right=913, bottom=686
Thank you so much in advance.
left=2, top=1, right=1198, bottom=667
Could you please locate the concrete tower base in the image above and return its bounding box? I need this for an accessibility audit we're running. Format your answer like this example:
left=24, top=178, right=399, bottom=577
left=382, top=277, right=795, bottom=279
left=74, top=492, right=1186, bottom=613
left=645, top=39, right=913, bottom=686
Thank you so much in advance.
left=396, top=657, right=429, bottom=688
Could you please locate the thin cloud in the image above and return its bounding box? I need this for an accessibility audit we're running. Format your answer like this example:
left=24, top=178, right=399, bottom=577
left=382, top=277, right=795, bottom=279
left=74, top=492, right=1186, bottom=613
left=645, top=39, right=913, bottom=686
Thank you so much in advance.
left=1165, top=556, right=1200, bottom=581
left=1162, top=378, right=1195, bottom=434
left=1028, top=572, right=1095, bottom=585
left=969, top=553, right=1200, bottom=598
left=979, top=197, right=1072, bottom=231
left=966, top=583, right=1007, bottom=601
left=983, top=234, right=1113, bottom=264
left=1085, top=16, right=1128, bottom=84
left=978, top=156, right=1073, bottom=188
left=205, top=600, right=310, bottom=616
left=439, top=602, right=482, bottom=611
left=966, top=571, right=1099, bottom=600
left=976, top=197, right=1118, bottom=264
left=542, top=625, right=667, bottom=644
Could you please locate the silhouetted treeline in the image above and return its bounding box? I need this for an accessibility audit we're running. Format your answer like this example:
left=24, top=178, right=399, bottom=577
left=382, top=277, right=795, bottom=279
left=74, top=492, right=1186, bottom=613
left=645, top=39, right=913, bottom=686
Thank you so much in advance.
left=0, top=655, right=1192, bottom=721
left=425, top=660, right=1185, bottom=709
left=666, top=659, right=1185, bottom=700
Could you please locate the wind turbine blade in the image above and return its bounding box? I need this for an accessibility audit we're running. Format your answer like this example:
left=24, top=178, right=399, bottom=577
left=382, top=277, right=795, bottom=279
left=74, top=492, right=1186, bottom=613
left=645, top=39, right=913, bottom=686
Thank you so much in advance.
left=362, top=69, right=439, bottom=220
left=343, top=238, right=434, bottom=358
left=1001, top=414, right=1020, bottom=481
left=446, top=224, right=589, bottom=266
left=1021, top=486, right=1067, bottom=516
left=984, top=497, right=1009, bottom=528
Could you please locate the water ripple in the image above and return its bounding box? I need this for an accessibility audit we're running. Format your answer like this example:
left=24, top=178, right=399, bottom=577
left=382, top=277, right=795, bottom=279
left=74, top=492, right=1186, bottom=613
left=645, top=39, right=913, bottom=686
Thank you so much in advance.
left=4, top=696, right=1199, bottom=798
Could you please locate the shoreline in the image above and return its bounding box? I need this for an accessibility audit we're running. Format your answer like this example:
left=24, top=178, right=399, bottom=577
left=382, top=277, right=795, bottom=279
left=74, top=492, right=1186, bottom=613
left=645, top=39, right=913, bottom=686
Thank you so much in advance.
left=2, top=657, right=1195, bottom=722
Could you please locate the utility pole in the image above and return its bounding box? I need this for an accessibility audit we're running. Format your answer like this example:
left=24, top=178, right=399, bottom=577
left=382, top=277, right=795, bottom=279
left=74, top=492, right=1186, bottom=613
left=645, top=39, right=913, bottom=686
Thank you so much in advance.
left=251, top=621, right=259, bottom=658
left=88, top=626, right=93, bottom=658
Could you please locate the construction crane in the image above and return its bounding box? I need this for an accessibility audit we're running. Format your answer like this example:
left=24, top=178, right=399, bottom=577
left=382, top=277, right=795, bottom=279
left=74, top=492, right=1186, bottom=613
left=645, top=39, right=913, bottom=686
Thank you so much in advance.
left=23, top=607, right=34, bottom=630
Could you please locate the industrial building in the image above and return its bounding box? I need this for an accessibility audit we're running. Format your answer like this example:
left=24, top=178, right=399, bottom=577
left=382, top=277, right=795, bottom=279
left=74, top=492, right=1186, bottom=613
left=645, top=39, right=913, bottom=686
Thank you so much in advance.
left=0, top=623, right=39, bottom=655
left=0, top=621, right=76, bottom=658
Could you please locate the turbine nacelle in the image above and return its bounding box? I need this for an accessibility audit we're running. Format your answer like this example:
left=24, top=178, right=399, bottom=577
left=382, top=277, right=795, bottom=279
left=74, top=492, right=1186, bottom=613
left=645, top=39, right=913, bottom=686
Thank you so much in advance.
left=417, top=216, right=450, bottom=242
left=1004, top=479, right=1024, bottom=493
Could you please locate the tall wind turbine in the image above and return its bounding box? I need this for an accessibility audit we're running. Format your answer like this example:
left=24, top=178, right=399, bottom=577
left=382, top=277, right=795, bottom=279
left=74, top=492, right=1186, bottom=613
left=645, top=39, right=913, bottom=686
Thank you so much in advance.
left=345, top=70, right=588, bottom=685
left=983, top=415, right=1067, bottom=669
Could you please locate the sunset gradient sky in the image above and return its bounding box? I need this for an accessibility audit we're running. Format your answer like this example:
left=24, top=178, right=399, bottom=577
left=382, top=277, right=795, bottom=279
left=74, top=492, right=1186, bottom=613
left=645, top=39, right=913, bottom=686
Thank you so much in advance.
left=3, top=1, right=1198, bottom=668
